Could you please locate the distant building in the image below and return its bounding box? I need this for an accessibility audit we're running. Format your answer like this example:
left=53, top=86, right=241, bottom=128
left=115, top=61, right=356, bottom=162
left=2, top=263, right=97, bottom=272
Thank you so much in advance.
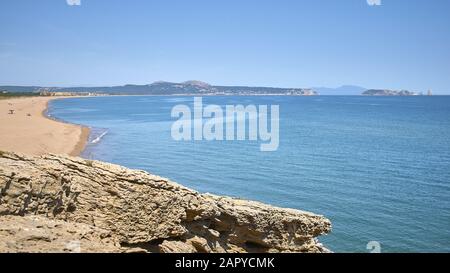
left=427, top=89, right=433, bottom=96
left=39, top=90, right=52, bottom=96
left=39, top=90, right=102, bottom=97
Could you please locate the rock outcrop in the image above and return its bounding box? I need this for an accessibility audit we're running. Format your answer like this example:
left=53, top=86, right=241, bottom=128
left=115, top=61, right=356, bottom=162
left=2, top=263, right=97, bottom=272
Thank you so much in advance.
left=362, top=89, right=419, bottom=96
left=0, top=152, right=331, bottom=253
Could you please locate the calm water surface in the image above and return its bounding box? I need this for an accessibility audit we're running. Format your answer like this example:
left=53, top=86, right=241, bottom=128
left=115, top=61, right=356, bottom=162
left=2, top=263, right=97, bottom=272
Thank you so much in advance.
left=49, top=96, right=450, bottom=252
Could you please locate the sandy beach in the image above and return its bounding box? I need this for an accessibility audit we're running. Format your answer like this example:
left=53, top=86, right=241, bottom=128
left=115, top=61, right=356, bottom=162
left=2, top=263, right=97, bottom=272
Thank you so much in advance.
left=0, top=96, right=89, bottom=156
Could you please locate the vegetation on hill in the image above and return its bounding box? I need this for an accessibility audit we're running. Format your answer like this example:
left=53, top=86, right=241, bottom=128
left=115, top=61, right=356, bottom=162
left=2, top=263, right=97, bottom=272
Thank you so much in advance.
left=0, top=91, right=39, bottom=99
left=0, top=81, right=317, bottom=96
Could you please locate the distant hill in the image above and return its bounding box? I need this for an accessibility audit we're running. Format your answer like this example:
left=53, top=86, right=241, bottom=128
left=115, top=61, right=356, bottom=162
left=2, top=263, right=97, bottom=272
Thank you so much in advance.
left=0, top=81, right=317, bottom=96
left=313, top=85, right=366, bottom=95
left=0, top=86, right=44, bottom=93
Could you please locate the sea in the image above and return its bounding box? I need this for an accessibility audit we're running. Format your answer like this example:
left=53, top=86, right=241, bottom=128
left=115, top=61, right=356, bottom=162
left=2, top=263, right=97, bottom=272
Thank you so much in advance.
left=48, top=95, right=450, bottom=253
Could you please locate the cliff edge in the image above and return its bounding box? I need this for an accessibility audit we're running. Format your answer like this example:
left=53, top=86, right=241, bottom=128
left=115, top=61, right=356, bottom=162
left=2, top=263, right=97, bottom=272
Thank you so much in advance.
left=0, top=152, right=331, bottom=253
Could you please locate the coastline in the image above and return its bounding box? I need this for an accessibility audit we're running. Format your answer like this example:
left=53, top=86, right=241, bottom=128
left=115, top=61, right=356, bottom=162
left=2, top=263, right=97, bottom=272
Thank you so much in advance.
left=70, top=126, right=90, bottom=156
left=0, top=95, right=335, bottom=253
left=42, top=97, right=91, bottom=156
left=0, top=96, right=90, bottom=156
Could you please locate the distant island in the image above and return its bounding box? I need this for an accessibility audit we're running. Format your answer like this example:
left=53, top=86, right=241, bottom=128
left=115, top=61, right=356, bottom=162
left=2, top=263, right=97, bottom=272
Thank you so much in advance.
left=362, top=89, right=420, bottom=96
left=0, top=81, right=317, bottom=96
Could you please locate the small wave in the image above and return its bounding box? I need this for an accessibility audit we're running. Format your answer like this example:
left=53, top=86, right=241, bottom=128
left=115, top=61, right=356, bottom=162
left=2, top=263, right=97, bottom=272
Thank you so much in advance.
left=92, top=131, right=108, bottom=144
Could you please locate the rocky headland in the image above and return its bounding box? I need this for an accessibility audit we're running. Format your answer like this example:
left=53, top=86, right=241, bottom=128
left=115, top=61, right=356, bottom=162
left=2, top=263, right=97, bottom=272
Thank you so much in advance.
left=0, top=152, right=332, bottom=253
left=362, top=89, right=419, bottom=96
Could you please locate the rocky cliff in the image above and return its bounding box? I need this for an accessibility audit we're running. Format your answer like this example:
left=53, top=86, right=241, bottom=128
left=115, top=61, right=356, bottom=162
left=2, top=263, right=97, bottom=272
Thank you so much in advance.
left=0, top=152, right=331, bottom=253
left=362, top=89, right=418, bottom=96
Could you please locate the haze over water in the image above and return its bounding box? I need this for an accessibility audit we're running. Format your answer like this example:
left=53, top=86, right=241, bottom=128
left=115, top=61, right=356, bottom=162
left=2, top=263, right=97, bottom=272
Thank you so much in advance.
left=49, top=95, right=450, bottom=252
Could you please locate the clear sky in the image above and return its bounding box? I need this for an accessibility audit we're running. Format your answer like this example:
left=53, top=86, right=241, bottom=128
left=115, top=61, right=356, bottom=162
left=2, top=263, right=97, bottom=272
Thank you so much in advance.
left=1, top=0, right=449, bottom=93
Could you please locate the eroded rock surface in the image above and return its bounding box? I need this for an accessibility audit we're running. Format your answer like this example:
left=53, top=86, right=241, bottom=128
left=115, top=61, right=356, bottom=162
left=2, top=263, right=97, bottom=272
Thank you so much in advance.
left=0, top=152, right=331, bottom=253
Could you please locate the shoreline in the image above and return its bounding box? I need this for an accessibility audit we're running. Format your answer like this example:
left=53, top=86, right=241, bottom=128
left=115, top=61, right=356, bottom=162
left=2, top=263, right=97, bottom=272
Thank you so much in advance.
left=42, top=97, right=91, bottom=156
left=0, top=96, right=90, bottom=157
left=70, top=126, right=90, bottom=156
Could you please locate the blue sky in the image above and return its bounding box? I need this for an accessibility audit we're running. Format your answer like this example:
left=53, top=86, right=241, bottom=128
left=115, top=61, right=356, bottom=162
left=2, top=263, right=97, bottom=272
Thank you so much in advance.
left=0, top=0, right=449, bottom=93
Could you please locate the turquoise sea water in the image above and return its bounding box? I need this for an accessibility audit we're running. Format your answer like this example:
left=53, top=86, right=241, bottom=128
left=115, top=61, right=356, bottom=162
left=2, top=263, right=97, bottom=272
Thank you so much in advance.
left=49, top=96, right=450, bottom=253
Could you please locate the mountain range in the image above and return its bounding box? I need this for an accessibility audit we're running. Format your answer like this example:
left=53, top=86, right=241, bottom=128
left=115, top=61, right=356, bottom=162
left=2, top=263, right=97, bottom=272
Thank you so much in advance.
left=0, top=81, right=367, bottom=96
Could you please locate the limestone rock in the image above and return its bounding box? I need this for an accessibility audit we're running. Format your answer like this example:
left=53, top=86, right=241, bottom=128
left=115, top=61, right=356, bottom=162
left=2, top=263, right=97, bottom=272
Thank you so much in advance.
left=0, top=215, right=121, bottom=253
left=0, top=151, right=332, bottom=253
